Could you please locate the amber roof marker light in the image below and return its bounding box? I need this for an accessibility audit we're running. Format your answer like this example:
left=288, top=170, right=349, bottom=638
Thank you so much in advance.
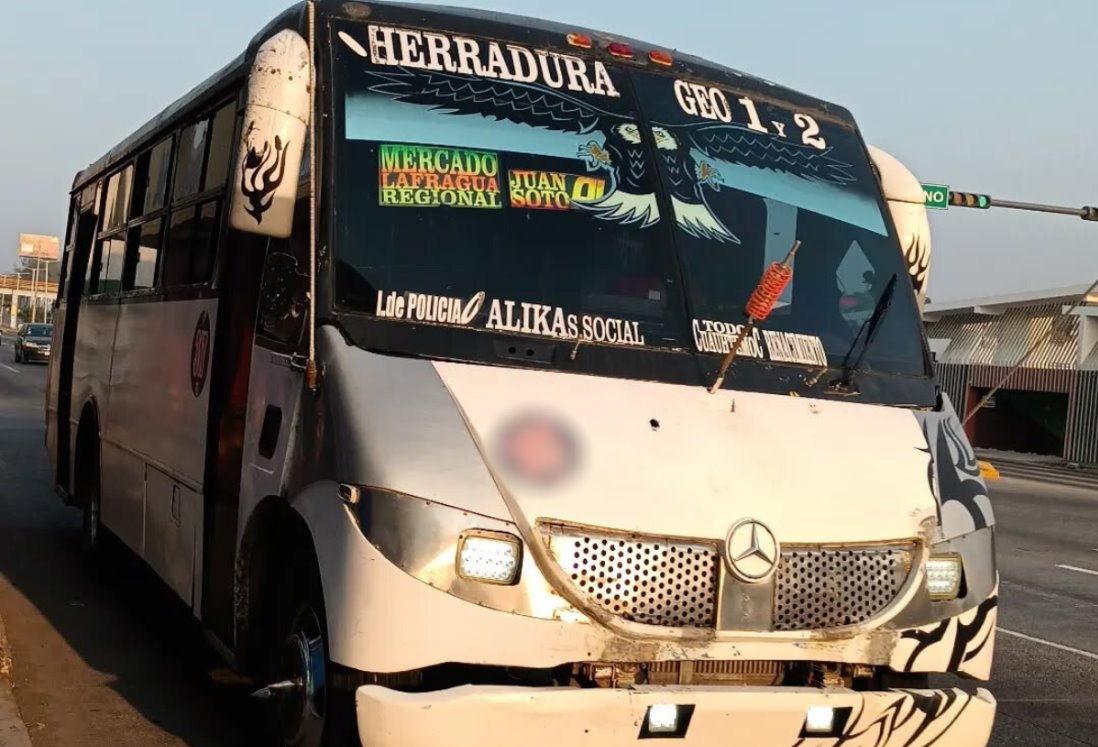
left=566, top=33, right=593, bottom=49
left=649, top=49, right=674, bottom=66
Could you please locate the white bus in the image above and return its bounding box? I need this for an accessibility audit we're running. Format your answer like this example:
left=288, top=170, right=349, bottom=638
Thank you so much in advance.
left=46, top=2, right=998, bottom=745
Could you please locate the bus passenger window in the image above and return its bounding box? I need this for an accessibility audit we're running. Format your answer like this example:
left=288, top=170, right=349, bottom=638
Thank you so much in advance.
left=135, top=137, right=173, bottom=217
left=192, top=202, right=220, bottom=283
left=125, top=220, right=162, bottom=291
left=204, top=103, right=237, bottom=191
left=160, top=201, right=219, bottom=288
left=173, top=121, right=209, bottom=201
left=100, top=237, right=126, bottom=295
left=161, top=208, right=197, bottom=287
left=86, top=240, right=104, bottom=295
left=102, top=167, right=133, bottom=233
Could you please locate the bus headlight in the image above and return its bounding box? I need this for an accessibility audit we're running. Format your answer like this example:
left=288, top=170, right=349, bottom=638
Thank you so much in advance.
left=925, top=554, right=963, bottom=600
left=457, top=530, right=522, bottom=585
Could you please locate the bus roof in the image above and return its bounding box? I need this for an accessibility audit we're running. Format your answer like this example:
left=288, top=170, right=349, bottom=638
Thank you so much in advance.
left=73, top=0, right=850, bottom=192
left=332, top=0, right=842, bottom=113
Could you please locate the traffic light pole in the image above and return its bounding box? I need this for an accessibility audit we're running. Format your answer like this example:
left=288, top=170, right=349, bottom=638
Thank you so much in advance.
left=948, top=189, right=1098, bottom=221
left=989, top=197, right=1098, bottom=220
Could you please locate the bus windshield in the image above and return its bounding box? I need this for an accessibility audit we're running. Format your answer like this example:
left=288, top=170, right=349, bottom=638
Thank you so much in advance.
left=331, top=21, right=927, bottom=378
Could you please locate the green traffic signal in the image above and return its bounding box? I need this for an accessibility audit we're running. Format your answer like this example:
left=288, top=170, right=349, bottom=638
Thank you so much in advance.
left=949, top=191, right=991, bottom=209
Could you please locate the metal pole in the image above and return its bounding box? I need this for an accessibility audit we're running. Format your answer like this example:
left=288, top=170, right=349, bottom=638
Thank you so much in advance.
left=989, top=198, right=1093, bottom=219
left=12, top=270, right=20, bottom=327
left=34, top=259, right=39, bottom=323
left=305, top=0, right=320, bottom=393
left=31, top=259, right=39, bottom=323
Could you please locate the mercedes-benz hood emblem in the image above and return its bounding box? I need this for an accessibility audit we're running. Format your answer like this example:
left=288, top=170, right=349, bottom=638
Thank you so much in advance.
left=725, top=519, right=780, bottom=583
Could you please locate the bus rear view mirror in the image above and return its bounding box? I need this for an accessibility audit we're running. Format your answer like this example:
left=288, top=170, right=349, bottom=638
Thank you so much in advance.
left=229, top=29, right=312, bottom=240
left=867, top=145, right=932, bottom=312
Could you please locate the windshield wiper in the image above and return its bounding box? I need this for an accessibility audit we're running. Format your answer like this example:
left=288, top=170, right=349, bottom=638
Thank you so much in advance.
left=828, top=272, right=898, bottom=394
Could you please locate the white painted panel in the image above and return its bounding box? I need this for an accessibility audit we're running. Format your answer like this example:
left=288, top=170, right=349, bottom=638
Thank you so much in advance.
left=433, top=362, right=937, bottom=545
left=100, top=440, right=146, bottom=554
left=236, top=348, right=302, bottom=547
left=71, top=302, right=119, bottom=425
left=71, top=301, right=120, bottom=529
left=106, top=298, right=218, bottom=488
left=45, top=309, right=67, bottom=470
left=145, top=467, right=201, bottom=604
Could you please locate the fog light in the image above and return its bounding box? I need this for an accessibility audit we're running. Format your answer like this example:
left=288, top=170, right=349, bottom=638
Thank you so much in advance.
left=640, top=703, right=694, bottom=738
left=926, top=554, right=963, bottom=600
left=805, top=706, right=835, bottom=734
left=456, top=531, right=521, bottom=585
left=647, top=704, right=678, bottom=733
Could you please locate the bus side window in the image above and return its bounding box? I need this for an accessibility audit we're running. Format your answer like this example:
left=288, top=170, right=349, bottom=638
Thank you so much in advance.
left=173, top=121, right=209, bottom=202
left=256, top=199, right=310, bottom=349
left=92, top=166, right=134, bottom=297
left=124, top=219, right=163, bottom=292
left=160, top=200, right=221, bottom=288
left=204, top=103, right=237, bottom=192
left=99, top=236, right=127, bottom=295
left=86, top=240, right=104, bottom=295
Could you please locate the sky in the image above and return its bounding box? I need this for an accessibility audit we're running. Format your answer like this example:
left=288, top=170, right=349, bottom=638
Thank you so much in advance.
left=2, top=0, right=1095, bottom=302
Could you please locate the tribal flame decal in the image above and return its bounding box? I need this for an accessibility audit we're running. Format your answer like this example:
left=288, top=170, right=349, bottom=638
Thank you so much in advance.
left=913, top=398, right=994, bottom=537
left=239, top=125, right=290, bottom=224
left=894, top=592, right=999, bottom=681
left=793, top=689, right=987, bottom=747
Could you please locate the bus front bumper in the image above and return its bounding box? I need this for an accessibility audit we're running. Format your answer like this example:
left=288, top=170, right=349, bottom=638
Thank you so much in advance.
left=356, top=684, right=995, bottom=747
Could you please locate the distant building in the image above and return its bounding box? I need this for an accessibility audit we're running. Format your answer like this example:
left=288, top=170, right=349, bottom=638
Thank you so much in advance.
left=924, top=285, right=1098, bottom=465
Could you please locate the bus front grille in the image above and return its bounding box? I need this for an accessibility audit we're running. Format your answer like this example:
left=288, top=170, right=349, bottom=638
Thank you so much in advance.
left=544, top=525, right=720, bottom=628
left=773, top=544, right=916, bottom=631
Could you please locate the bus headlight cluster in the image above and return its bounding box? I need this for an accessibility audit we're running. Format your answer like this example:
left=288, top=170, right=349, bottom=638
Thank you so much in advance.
left=457, top=531, right=522, bottom=585
left=925, top=554, right=963, bottom=600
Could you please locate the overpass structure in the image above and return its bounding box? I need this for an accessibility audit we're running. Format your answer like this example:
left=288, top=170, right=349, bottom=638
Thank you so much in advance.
left=0, top=274, right=58, bottom=328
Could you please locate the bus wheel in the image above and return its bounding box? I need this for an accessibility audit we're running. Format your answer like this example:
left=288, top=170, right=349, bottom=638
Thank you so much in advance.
left=258, top=553, right=340, bottom=747
left=78, top=436, right=104, bottom=554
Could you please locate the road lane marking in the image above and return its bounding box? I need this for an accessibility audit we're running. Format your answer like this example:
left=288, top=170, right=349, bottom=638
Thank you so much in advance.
left=1, top=364, right=19, bottom=374
left=1057, top=564, right=1098, bottom=577
left=1001, top=579, right=1098, bottom=608
left=998, top=628, right=1098, bottom=661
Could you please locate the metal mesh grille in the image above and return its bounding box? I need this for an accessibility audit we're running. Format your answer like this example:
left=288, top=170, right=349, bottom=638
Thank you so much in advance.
left=546, top=527, right=719, bottom=628
left=774, top=545, right=914, bottom=631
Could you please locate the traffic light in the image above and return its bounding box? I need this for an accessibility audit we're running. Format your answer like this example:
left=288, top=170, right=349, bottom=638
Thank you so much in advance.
left=949, top=191, right=991, bottom=209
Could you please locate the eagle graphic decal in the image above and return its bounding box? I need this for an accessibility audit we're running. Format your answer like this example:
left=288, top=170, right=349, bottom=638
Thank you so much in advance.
left=363, top=66, right=859, bottom=242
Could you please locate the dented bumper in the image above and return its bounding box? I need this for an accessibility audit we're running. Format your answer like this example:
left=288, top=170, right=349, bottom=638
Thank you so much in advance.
left=355, top=684, right=996, bottom=747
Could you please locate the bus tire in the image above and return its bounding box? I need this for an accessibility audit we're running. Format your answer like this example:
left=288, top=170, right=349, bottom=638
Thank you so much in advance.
left=261, top=550, right=354, bottom=747
left=75, top=417, right=109, bottom=556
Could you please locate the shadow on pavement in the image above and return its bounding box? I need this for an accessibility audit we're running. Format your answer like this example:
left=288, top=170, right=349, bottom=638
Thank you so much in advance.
left=0, top=399, right=259, bottom=746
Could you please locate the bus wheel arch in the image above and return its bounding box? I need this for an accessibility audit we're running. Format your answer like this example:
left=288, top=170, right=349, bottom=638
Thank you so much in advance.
left=237, top=496, right=345, bottom=746
left=236, top=496, right=320, bottom=670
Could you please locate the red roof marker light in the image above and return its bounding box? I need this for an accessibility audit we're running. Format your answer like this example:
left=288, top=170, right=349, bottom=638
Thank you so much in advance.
left=608, top=42, right=635, bottom=59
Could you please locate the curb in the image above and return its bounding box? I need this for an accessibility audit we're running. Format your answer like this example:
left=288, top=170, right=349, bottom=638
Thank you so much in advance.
left=993, top=464, right=1098, bottom=491
left=0, top=616, right=33, bottom=747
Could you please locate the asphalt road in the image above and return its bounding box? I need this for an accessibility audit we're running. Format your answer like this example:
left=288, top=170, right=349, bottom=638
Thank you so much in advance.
left=0, top=339, right=1096, bottom=746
